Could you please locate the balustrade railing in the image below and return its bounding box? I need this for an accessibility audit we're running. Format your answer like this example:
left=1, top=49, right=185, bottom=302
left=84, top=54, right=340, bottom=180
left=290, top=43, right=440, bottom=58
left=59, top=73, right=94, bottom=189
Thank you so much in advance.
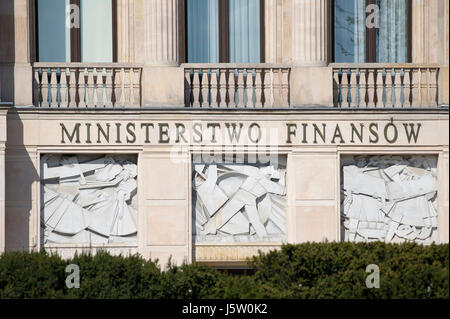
left=184, top=64, right=290, bottom=108
left=33, top=63, right=143, bottom=108
left=333, top=64, right=440, bottom=108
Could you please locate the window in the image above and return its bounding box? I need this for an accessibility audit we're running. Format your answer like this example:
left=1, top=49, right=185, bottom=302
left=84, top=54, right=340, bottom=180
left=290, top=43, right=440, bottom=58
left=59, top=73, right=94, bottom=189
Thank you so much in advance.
left=36, top=0, right=117, bottom=62
left=333, top=0, right=411, bottom=63
left=186, top=0, right=264, bottom=63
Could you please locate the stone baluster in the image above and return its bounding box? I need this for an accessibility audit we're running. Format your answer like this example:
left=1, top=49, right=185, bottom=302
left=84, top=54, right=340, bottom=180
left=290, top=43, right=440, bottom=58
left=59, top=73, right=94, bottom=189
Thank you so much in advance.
left=411, top=68, right=420, bottom=107
left=349, top=69, right=358, bottom=108
left=133, top=68, right=141, bottom=107
left=420, top=68, right=429, bottom=107
left=87, top=69, right=95, bottom=107
left=60, top=68, right=68, bottom=108
left=210, top=69, right=218, bottom=107
left=375, top=69, right=384, bottom=107
left=340, top=69, right=349, bottom=108
left=123, top=68, right=130, bottom=107
left=113, top=68, right=123, bottom=107
left=366, top=69, right=375, bottom=107
left=184, top=69, right=192, bottom=107
left=263, top=69, right=272, bottom=108
left=128, top=68, right=135, bottom=107
left=41, top=68, right=49, bottom=107
left=69, top=68, right=77, bottom=107
left=359, top=69, right=367, bottom=108
left=429, top=68, right=438, bottom=107
left=192, top=69, right=201, bottom=108
left=255, top=69, right=263, bottom=108
left=385, top=69, right=393, bottom=108
left=272, top=69, right=281, bottom=108
left=281, top=69, right=289, bottom=107
left=201, top=69, right=210, bottom=107
left=33, top=68, right=41, bottom=107
left=79, top=68, right=87, bottom=108
left=332, top=69, right=340, bottom=107
left=50, top=69, right=58, bottom=107
left=228, top=69, right=236, bottom=108
left=403, top=69, right=411, bottom=107
left=96, top=68, right=105, bottom=107
left=246, top=69, right=254, bottom=108
left=105, top=68, right=113, bottom=107
left=237, top=69, right=245, bottom=108
left=394, top=69, right=402, bottom=107
left=219, top=69, right=227, bottom=108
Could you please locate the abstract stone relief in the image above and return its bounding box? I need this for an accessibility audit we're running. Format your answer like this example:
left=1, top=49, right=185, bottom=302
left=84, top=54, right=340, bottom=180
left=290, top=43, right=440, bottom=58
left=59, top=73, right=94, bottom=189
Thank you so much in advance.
left=41, top=155, right=138, bottom=245
left=193, top=157, right=287, bottom=243
left=341, top=155, right=438, bottom=243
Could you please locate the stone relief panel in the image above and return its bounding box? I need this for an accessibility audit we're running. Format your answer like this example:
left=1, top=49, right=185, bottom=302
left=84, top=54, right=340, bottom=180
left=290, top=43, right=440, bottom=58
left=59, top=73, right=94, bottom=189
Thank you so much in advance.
left=193, top=156, right=287, bottom=243
left=341, top=155, right=438, bottom=243
left=40, top=154, right=138, bottom=245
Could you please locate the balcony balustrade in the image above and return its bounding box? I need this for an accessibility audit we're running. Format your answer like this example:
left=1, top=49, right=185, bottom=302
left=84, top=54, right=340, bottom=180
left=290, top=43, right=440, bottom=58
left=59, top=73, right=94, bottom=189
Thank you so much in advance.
left=184, top=64, right=291, bottom=108
left=25, top=63, right=447, bottom=109
left=32, top=63, right=143, bottom=108
left=332, top=64, right=441, bottom=108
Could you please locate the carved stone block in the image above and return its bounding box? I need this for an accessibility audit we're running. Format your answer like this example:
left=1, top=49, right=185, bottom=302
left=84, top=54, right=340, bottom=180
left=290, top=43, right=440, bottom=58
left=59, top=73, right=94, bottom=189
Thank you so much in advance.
left=341, top=155, right=438, bottom=243
left=193, top=156, right=287, bottom=243
left=40, top=154, right=138, bottom=245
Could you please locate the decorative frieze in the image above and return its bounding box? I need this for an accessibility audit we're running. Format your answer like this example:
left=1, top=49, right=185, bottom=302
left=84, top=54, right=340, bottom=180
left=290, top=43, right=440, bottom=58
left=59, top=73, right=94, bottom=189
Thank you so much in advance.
left=41, top=154, right=138, bottom=245
left=341, top=155, right=438, bottom=243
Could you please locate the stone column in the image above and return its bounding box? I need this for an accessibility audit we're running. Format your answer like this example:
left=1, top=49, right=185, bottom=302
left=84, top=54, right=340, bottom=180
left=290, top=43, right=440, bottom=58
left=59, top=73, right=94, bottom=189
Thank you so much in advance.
left=132, top=0, right=185, bottom=106
left=292, top=0, right=330, bottom=66
left=0, top=0, right=33, bottom=106
left=290, top=0, right=332, bottom=107
left=134, top=0, right=181, bottom=65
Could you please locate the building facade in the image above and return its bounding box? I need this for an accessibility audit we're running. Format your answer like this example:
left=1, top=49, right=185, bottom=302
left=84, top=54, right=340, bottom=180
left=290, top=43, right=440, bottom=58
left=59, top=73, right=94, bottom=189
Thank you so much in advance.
left=0, top=0, right=448, bottom=267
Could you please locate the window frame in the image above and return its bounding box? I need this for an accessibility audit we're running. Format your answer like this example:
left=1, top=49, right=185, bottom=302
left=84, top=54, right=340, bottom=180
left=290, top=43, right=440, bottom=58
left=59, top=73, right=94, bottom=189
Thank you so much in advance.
left=34, top=0, right=118, bottom=63
left=185, top=0, right=265, bottom=63
left=331, top=0, right=413, bottom=63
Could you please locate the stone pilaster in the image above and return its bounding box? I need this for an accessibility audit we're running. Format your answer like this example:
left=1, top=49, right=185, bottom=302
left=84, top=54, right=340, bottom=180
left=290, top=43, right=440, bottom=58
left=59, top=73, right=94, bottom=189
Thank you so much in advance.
left=134, top=0, right=181, bottom=65
left=289, top=0, right=332, bottom=107
left=412, top=0, right=450, bottom=105
left=117, top=0, right=136, bottom=63
left=265, top=0, right=293, bottom=64
left=292, top=0, right=330, bottom=66
left=411, top=0, right=446, bottom=64
left=0, top=0, right=33, bottom=106
left=133, top=0, right=184, bottom=106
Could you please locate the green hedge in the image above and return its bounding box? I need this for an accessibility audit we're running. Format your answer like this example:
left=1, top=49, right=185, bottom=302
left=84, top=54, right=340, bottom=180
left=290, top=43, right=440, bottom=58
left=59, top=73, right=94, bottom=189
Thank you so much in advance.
left=0, top=243, right=448, bottom=299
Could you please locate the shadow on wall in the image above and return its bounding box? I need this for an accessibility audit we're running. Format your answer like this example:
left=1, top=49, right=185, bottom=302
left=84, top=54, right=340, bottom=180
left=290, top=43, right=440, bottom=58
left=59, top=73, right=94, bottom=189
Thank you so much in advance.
left=0, top=0, right=15, bottom=103
left=5, top=112, right=39, bottom=252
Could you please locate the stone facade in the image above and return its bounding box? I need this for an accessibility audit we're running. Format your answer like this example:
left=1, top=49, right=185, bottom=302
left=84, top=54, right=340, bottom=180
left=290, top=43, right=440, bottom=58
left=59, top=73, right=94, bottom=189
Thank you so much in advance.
left=0, top=0, right=448, bottom=266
